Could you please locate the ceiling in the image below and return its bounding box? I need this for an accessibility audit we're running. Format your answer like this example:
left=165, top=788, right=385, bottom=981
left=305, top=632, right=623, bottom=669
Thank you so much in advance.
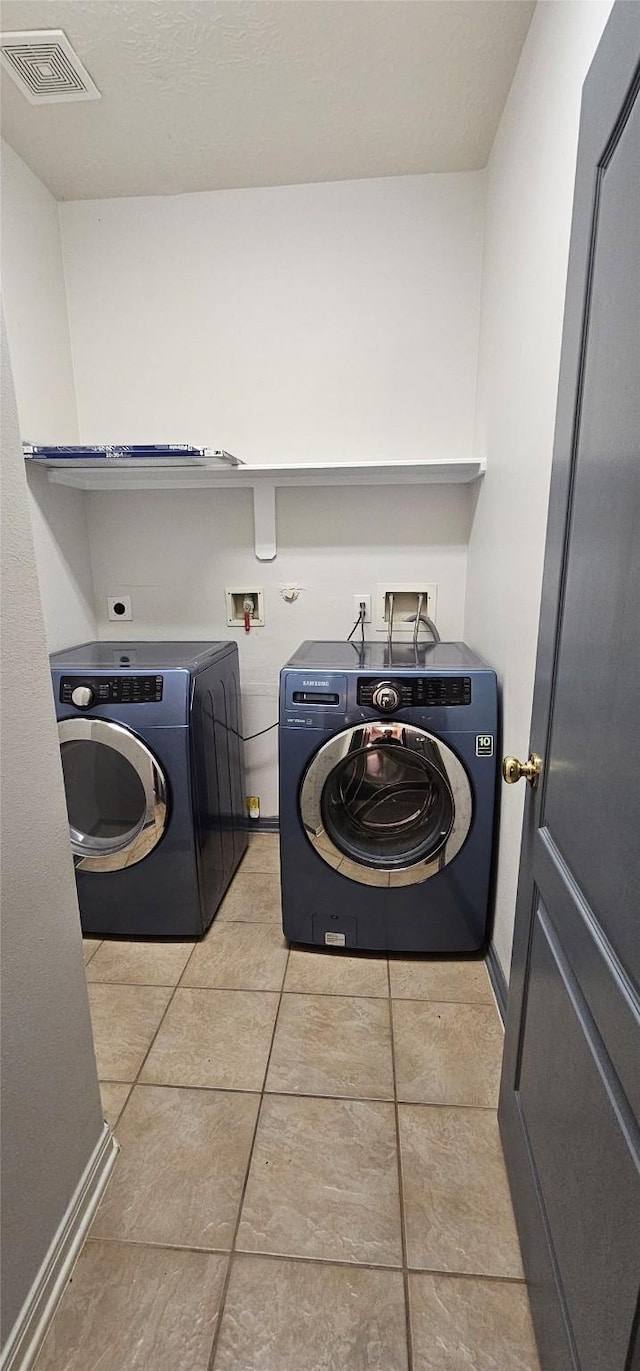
left=1, top=0, right=535, bottom=201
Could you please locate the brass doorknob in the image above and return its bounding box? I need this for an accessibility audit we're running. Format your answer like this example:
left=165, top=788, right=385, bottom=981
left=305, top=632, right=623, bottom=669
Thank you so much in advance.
left=502, top=754, right=542, bottom=788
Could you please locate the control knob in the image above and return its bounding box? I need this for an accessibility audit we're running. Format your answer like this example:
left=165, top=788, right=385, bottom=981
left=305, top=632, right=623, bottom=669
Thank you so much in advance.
left=71, top=685, right=94, bottom=710
left=372, top=681, right=401, bottom=713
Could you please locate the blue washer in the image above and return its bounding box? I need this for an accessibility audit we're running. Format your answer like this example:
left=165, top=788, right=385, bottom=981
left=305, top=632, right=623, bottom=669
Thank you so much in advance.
left=50, top=640, right=248, bottom=937
left=279, top=641, right=498, bottom=953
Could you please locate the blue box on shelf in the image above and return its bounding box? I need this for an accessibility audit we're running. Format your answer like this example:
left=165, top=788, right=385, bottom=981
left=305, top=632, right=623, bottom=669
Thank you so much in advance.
left=23, top=444, right=242, bottom=468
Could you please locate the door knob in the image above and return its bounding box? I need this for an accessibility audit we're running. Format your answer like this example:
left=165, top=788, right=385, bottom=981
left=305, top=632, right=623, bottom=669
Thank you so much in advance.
left=502, top=754, right=542, bottom=788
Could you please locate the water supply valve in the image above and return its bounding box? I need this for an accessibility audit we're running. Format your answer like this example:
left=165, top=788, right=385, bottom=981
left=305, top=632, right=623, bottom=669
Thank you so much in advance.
left=243, top=595, right=254, bottom=633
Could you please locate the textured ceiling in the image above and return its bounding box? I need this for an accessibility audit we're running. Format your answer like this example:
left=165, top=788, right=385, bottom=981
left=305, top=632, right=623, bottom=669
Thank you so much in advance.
left=1, top=1, right=535, bottom=200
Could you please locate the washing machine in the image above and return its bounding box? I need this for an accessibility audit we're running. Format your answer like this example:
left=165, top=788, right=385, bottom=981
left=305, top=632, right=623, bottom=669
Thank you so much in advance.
left=279, top=641, right=498, bottom=952
left=51, top=641, right=247, bottom=937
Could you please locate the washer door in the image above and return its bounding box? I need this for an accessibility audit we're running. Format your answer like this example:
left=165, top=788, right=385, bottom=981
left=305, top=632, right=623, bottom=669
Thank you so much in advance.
left=58, top=718, right=169, bottom=872
left=300, top=722, right=472, bottom=887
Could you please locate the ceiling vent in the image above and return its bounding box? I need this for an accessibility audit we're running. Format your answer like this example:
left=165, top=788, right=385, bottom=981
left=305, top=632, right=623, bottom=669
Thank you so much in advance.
left=0, top=30, right=101, bottom=104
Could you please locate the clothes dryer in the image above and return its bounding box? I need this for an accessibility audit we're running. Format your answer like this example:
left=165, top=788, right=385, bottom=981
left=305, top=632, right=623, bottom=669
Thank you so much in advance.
left=51, top=641, right=247, bottom=936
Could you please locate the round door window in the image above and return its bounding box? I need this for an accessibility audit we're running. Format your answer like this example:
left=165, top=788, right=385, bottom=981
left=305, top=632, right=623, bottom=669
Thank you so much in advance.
left=300, top=723, right=472, bottom=887
left=58, top=719, right=168, bottom=872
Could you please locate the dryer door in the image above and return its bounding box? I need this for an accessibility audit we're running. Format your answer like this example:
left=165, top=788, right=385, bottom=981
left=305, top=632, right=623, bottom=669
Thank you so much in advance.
left=58, top=718, right=169, bottom=872
left=300, top=722, right=472, bottom=887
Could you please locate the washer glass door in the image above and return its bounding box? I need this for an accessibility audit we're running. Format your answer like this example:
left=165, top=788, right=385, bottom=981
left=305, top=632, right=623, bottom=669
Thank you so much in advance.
left=58, top=718, right=168, bottom=872
left=300, top=722, right=472, bottom=887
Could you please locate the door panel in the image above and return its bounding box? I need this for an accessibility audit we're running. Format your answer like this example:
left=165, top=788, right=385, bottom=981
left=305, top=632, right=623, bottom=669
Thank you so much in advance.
left=517, top=905, right=640, bottom=1371
left=543, top=88, right=640, bottom=975
left=499, top=7, right=640, bottom=1370
left=536, top=830, right=639, bottom=1120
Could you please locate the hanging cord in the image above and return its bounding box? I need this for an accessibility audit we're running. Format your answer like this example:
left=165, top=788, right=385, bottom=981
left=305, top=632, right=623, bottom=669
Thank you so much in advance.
left=406, top=590, right=441, bottom=643
left=347, top=601, right=367, bottom=643
left=406, top=612, right=440, bottom=643
left=239, top=598, right=372, bottom=736
left=214, top=717, right=279, bottom=743
left=387, top=591, right=395, bottom=652
left=239, top=721, right=279, bottom=741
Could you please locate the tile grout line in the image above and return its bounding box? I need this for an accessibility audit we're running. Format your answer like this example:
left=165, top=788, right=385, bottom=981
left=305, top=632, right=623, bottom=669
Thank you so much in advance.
left=94, top=927, right=205, bottom=1120
left=87, top=893, right=285, bottom=1367
left=387, top=956, right=414, bottom=1371
left=83, top=1234, right=531, bottom=1285
left=114, top=983, right=180, bottom=1100
left=83, top=940, right=103, bottom=967
left=89, top=885, right=282, bottom=1104
left=205, top=934, right=292, bottom=1371
left=89, top=977, right=494, bottom=1010
left=100, top=1076, right=500, bottom=1111
left=102, top=903, right=283, bottom=1099
left=76, top=945, right=197, bottom=1336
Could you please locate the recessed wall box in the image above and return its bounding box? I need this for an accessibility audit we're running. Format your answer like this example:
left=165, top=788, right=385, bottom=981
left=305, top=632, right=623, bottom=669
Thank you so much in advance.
left=375, top=584, right=438, bottom=637
left=225, top=589, right=265, bottom=628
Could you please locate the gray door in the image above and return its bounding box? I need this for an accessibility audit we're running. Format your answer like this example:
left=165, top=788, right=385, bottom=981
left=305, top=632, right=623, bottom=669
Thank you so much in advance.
left=499, top=6, right=640, bottom=1371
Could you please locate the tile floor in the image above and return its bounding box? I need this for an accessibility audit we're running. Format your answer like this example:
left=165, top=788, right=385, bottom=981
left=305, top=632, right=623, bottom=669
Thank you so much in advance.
left=36, top=833, right=540, bottom=1371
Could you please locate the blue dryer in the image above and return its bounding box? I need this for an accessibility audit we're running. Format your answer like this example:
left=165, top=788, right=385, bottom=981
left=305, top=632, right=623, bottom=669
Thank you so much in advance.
left=279, top=641, right=498, bottom=952
left=51, top=641, right=247, bottom=937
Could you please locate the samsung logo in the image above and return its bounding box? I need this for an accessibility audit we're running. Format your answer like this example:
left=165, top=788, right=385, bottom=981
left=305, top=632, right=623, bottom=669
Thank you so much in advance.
left=301, top=678, right=332, bottom=688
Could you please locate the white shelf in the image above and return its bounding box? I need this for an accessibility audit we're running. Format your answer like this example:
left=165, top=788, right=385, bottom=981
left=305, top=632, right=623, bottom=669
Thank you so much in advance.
left=41, top=459, right=484, bottom=561
left=44, top=457, right=483, bottom=489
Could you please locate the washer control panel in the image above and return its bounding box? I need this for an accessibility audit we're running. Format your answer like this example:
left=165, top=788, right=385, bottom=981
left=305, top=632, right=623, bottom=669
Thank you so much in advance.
left=358, top=676, right=472, bottom=709
left=60, top=675, right=164, bottom=707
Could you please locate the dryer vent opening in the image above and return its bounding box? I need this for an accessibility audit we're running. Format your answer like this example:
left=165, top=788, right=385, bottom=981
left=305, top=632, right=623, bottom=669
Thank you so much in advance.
left=0, top=30, right=101, bottom=104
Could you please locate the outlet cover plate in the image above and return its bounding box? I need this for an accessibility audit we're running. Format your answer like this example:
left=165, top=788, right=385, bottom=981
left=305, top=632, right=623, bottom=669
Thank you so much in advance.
left=107, top=594, right=132, bottom=621
left=353, top=593, right=372, bottom=623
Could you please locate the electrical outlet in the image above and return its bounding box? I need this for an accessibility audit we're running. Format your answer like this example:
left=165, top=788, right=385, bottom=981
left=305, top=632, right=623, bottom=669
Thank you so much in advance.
left=353, top=594, right=372, bottom=623
left=107, top=595, right=132, bottom=621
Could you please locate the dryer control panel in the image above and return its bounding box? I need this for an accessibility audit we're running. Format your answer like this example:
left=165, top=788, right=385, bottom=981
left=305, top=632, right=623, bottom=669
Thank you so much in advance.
left=60, top=675, right=164, bottom=706
left=357, top=676, right=472, bottom=709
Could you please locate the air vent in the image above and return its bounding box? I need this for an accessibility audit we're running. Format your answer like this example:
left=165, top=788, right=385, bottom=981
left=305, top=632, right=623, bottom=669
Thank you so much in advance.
left=0, top=30, right=100, bottom=104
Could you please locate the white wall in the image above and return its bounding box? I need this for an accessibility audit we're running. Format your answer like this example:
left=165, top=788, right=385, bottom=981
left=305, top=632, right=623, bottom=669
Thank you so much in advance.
left=60, top=173, right=484, bottom=462
left=88, top=482, right=473, bottom=814
left=464, top=0, right=614, bottom=981
left=0, top=140, right=97, bottom=651
left=58, top=171, right=484, bottom=811
left=0, top=306, right=104, bottom=1349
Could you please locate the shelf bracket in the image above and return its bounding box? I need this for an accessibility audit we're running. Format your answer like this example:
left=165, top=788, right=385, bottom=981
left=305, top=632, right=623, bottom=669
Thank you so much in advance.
left=252, top=482, right=277, bottom=560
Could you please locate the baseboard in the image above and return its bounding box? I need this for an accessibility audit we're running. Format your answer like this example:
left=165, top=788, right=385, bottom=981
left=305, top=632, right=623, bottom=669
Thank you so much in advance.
left=0, top=1123, right=118, bottom=1371
left=486, top=942, right=508, bottom=1023
left=242, top=816, right=279, bottom=833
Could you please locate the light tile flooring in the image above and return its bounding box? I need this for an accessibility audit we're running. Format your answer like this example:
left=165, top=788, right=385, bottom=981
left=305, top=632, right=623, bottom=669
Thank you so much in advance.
left=36, top=833, right=540, bottom=1371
